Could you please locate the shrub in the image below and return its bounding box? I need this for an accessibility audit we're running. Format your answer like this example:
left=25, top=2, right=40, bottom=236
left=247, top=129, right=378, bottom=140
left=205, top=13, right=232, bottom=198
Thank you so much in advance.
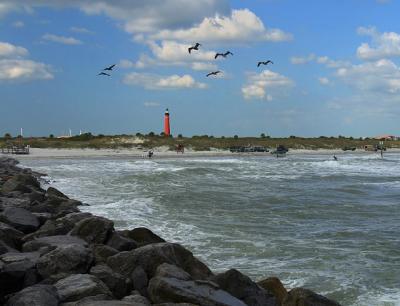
left=234, top=135, right=238, bottom=139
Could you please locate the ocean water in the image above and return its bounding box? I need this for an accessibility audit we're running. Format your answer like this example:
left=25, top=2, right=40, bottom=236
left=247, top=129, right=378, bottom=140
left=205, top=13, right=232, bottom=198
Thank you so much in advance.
left=20, top=153, right=400, bottom=306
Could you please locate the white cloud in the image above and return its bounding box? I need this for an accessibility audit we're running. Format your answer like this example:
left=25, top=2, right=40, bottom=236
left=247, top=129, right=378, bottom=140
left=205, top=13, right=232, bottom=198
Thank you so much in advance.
left=191, top=62, right=218, bottom=71
left=357, top=26, right=400, bottom=60
left=0, top=59, right=53, bottom=81
left=123, top=72, right=207, bottom=90
left=119, top=59, right=136, bottom=69
left=42, top=33, right=82, bottom=45
left=242, top=70, right=294, bottom=100
left=0, top=42, right=28, bottom=58
left=151, top=9, right=292, bottom=43
left=336, top=59, right=400, bottom=94
left=70, top=26, right=93, bottom=34
left=318, top=77, right=330, bottom=85
left=144, top=101, right=160, bottom=107
left=290, top=54, right=315, bottom=64
left=12, top=20, right=24, bottom=28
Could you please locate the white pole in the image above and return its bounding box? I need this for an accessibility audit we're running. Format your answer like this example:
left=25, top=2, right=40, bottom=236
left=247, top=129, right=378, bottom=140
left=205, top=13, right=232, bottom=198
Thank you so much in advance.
left=69, top=129, right=72, bottom=137
left=20, top=128, right=23, bottom=137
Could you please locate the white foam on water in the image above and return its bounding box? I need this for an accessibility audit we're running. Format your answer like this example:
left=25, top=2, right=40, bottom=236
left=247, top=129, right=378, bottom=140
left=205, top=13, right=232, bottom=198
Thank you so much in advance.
left=354, top=290, right=400, bottom=306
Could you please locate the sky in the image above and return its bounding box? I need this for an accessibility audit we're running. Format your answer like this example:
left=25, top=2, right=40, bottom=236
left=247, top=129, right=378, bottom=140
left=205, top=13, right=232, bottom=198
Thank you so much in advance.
left=0, top=0, right=399, bottom=137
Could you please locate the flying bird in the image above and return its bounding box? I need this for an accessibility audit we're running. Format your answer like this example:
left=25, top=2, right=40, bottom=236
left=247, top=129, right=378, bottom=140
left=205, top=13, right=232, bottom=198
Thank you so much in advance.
left=257, top=60, right=273, bottom=67
left=214, top=51, right=233, bottom=59
left=188, top=43, right=201, bottom=54
left=206, top=71, right=221, bottom=77
left=98, top=72, right=111, bottom=76
left=103, top=64, right=116, bottom=71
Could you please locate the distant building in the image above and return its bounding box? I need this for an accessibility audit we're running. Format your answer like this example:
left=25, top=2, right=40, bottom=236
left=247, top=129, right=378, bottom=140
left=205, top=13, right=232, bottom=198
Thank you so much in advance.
left=374, top=134, right=399, bottom=141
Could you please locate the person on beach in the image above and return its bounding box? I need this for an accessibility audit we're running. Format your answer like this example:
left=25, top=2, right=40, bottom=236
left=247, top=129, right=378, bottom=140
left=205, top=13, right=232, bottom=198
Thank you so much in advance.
left=148, top=150, right=153, bottom=159
left=333, top=155, right=338, bottom=161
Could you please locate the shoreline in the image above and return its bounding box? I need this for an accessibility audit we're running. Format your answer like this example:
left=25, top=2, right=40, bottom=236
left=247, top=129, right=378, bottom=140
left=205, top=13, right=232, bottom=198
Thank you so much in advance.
left=8, top=147, right=400, bottom=160
left=0, top=156, right=342, bottom=305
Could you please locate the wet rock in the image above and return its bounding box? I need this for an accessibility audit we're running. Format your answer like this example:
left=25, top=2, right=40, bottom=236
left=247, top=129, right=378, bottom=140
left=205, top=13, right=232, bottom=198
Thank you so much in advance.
left=92, top=244, right=119, bottom=264
left=70, top=216, right=114, bottom=244
left=258, top=277, right=288, bottom=305
left=0, top=240, right=18, bottom=255
left=106, top=231, right=137, bottom=252
left=120, top=227, right=165, bottom=247
left=211, top=269, right=277, bottom=306
left=37, top=244, right=93, bottom=278
left=5, top=284, right=59, bottom=306
left=155, top=263, right=191, bottom=281
left=23, top=235, right=87, bottom=252
left=1, top=175, right=39, bottom=194
left=47, top=187, right=69, bottom=199
left=282, top=288, right=342, bottom=306
left=90, top=264, right=131, bottom=299
left=0, top=252, right=41, bottom=297
left=29, top=197, right=81, bottom=217
left=107, top=242, right=212, bottom=280
left=0, top=221, right=24, bottom=250
left=0, top=207, right=40, bottom=234
left=0, top=197, right=31, bottom=211
left=54, top=274, right=113, bottom=303
left=23, top=212, right=92, bottom=242
left=63, top=301, right=141, bottom=306
left=148, top=276, right=246, bottom=306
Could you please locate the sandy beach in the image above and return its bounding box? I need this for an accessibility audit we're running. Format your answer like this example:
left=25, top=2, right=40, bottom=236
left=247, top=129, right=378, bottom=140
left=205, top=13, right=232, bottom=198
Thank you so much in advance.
left=9, top=147, right=400, bottom=160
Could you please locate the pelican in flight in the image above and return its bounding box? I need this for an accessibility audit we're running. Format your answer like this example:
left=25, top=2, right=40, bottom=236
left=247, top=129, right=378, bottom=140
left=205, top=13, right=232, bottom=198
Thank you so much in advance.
left=103, top=64, right=116, bottom=71
left=188, top=43, right=201, bottom=54
left=206, top=71, right=221, bottom=77
left=257, top=60, right=273, bottom=67
left=98, top=72, right=110, bottom=76
left=215, top=51, right=233, bottom=59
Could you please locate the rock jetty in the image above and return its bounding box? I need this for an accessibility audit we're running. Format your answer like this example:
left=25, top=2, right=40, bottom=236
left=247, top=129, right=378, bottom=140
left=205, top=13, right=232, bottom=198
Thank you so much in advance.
left=0, top=157, right=342, bottom=306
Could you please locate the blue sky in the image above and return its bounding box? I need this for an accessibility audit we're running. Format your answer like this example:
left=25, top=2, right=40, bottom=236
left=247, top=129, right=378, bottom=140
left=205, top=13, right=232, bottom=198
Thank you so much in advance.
left=0, top=0, right=399, bottom=137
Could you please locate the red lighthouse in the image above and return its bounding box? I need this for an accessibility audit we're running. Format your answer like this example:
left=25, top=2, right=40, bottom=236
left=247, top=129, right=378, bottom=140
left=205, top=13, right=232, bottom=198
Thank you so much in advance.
left=164, top=108, right=170, bottom=136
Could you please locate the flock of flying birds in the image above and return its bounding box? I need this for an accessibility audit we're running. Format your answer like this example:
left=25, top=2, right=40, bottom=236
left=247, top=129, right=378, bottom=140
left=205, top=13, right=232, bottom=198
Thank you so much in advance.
left=98, top=42, right=273, bottom=78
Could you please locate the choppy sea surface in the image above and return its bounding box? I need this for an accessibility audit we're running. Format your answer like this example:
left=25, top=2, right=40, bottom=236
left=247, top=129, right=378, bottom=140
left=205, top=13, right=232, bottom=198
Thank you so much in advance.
left=20, top=153, right=400, bottom=306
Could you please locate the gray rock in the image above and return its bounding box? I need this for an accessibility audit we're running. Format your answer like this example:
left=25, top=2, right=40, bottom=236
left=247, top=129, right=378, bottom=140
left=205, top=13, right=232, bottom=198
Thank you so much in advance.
left=90, top=264, right=131, bottom=299
left=107, top=243, right=212, bottom=280
left=211, top=269, right=277, bottom=306
left=63, top=301, right=140, bottom=306
left=23, top=235, right=87, bottom=252
left=5, top=284, right=59, bottom=306
left=148, top=276, right=246, bottom=306
left=1, top=175, right=39, bottom=194
left=0, top=207, right=40, bottom=234
left=0, top=221, right=24, bottom=250
left=282, top=288, right=342, bottom=306
left=60, top=294, right=112, bottom=306
left=0, top=240, right=18, bottom=255
left=47, top=187, right=69, bottom=199
left=29, top=197, right=81, bottom=217
left=131, top=265, right=148, bottom=297
left=23, top=212, right=92, bottom=242
left=122, top=294, right=151, bottom=305
left=119, top=227, right=165, bottom=247
left=37, top=244, right=93, bottom=278
left=106, top=232, right=137, bottom=252
left=70, top=216, right=114, bottom=244
left=91, top=244, right=119, bottom=264
left=0, top=197, right=31, bottom=211
left=0, top=252, right=41, bottom=297
left=155, top=263, right=191, bottom=281
left=55, top=274, right=113, bottom=303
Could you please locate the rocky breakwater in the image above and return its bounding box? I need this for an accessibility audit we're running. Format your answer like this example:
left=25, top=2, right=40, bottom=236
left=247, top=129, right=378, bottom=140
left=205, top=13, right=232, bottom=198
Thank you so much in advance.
left=0, top=156, right=342, bottom=306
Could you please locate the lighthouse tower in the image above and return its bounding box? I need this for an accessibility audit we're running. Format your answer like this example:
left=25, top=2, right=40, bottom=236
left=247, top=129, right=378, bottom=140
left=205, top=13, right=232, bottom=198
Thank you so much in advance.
left=164, top=108, right=170, bottom=136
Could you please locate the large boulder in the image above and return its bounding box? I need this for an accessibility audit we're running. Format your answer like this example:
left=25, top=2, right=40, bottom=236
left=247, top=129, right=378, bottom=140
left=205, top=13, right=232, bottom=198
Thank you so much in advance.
left=37, top=244, right=93, bottom=278
left=29, top=197, right=81, bottom=217
left=0, top=197, right=31, bottom=211
left=282, top=288, right=342, bottom=306
left=131, top=265, right=149, bottom=296
left=148, top=276, right=246, bottom=306
left=63, top=301, right=144, bottom=306
left=5, top=284, right=59, bottom=306
left=46, top=187, right=69, bottom=199
left=0, top=240, right=18, bottom=255
left=211, top=269, right=277, bottom=306
left=155, top=263, right=191, bottom=281
left=106, top=232, right=137, bottom=252
left=258, top=277, right=288, bottom=305
left=23, top=212, right=92, bottom=242
left=119, top=227, right=165, bottom=247
left=70, top=216, right=114, bottom=244
left=90, top=264, right=132, bottom=299
left=0, top=208, right=40, bottom=234
left=54, top=274, right=113, bottom=303
left=0, top=221, right=24, bottom=250
left=122, top=294, right=151, bottom=305
left=1, top=174, right=40, bottom=194
left=107, top=243, right=212, bottom=280
left=91, top=244, right=119, bottom=264
left=0, top=252, right=41, bottom=297
left=23, top=235, right=87, bottom=252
